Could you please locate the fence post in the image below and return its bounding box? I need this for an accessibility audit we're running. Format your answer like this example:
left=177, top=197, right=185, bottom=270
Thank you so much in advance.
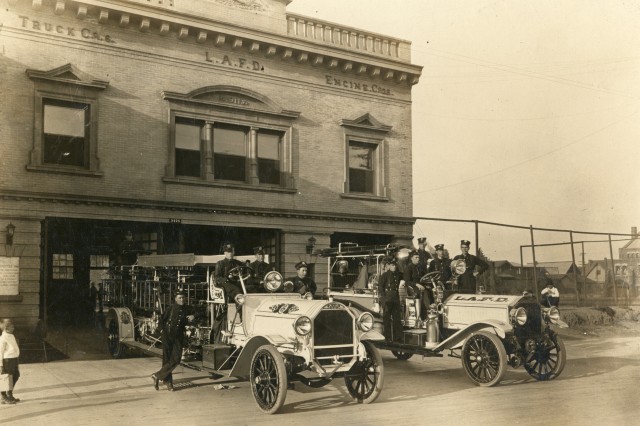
left=581, top=241, right=587, bottom=303
left=474, top=220, right=479, bottom=256
left=608, top=234, right=617, bottom=305
left=570, top=231, right=579, bottom=306
left=530, top=225, right=538, bottom=296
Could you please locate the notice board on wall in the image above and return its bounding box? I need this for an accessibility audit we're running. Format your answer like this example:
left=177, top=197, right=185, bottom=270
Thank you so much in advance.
left=0, top=257, right=20, bottom=296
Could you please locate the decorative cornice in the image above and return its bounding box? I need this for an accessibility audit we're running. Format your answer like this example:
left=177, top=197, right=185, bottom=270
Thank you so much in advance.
left=26, top=63, right=109, bottom=89
left=10, top=0, right=421, bottom=86
left=340, top=113, right=392, bottom=134
left=0, top=190, right=416, bottom=226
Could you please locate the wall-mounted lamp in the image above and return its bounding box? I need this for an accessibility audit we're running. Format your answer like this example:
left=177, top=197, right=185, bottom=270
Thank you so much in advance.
left=6, top=223, right=16, bottom=245
left=306, top=236, right=317, bottom=255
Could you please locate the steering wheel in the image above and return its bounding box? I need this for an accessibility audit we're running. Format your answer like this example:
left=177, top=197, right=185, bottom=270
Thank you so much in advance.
left=420, top=271, right=442, bottom=285
left=227, top=265, right=253, bottom=282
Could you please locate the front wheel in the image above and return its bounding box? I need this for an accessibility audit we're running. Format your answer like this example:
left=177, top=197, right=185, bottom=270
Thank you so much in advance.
left=344, top=341, right=384, bottom=403
left=524, top=333, right=566, bottom=381
left=461, top=331, right=507, bottom=387
left=250, top=345, right=288, bottom=414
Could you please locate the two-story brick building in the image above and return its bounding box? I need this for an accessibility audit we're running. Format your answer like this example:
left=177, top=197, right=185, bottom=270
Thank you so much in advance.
left=0, top=0, right=422, bottom=329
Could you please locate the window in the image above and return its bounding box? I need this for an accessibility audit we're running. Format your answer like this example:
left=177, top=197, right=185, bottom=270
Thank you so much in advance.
left=162, top=86, right=298, bottom=191
left=257, top=131, right=282, bottom=185
left=170, top=115, right=286, bottom=187
left=52, top=254, right=74, bottom=280
left=340, top=113, right=390, bottom=199
left=175, top=118, right=203, bottom=178
left=27, top=64, right=108, bottom=176
left=213, top=125, right=248, bottom=182
left=43, top=99, right=89, bottom=167
left=348, top=141, right=377, bottom=193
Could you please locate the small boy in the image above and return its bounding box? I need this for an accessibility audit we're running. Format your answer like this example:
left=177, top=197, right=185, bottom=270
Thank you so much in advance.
left=0, top=319, right=21, bottom=404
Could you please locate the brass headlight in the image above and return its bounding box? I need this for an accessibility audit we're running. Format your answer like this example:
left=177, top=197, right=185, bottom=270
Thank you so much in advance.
left=263, top=271, right=283, bottom=293
left=293, top=316, right=312, bottom=336
left=510, top=307, right=527, bottom=326
left=451, top=259, right=466, bottom=275
left=234, top=294, right=246, bottom=305
left=357, top=312, right=374, bottom=331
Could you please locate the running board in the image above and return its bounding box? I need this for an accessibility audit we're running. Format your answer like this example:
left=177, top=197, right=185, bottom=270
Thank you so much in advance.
left=372, top=340, right=444, bottom=357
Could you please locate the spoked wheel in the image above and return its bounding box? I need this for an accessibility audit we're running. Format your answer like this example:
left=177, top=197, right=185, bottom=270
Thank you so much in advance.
left=107, top=318, right=125, bottom=359
left=299, top=377, right=332, bottom=388
left=344, top=341, right=384, bottom=403
left=391, top=350, right=414, bottom=361
left=461, top=331, right=507, bottom=387
left=250, top=345, right=288, bottom=414
left=524, top=333, right=566, bottom=381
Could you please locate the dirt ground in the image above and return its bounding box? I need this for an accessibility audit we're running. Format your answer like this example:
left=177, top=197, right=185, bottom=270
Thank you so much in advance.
left=560, top=306, right=640, bottom=338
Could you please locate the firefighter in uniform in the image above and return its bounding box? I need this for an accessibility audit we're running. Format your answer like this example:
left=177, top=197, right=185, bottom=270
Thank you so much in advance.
left=428, top=244, right=452, bottom=286
left=249, top=246, right=272, bottom=289
left=378, top=258, right=403, bottom=342
left=403, top=250, right=432, bottom=316
left=452, top=240, right=489, bottom=294
left=416, top=237, right=432, bottom=272
left=287, top=261, right=317, bottom=297
left=151, top=290, right=194, bottom=391
left=214, top=244, right=245, bottom=300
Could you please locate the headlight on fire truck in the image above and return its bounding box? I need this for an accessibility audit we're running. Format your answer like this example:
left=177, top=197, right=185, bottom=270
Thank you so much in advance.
left=293, top=316, right=312, bottom=336
left=357, top=312, right=374, bottom=331
left=263, top=271, right=283, bottom=292
left=510, top=307, right=527, bottom=326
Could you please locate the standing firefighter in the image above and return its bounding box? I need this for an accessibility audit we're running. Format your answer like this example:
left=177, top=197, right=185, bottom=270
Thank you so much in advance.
left=151, top=290, right=194, bottom=391
left=378, top=259, right=403, bottom=342
left=452, top=240, right=488, bottom=294
left=428, top=244, right=451, bottom=285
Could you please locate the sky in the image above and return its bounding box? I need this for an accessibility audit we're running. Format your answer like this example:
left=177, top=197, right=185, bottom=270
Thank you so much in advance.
left=288, top=0, right=640, bottom=263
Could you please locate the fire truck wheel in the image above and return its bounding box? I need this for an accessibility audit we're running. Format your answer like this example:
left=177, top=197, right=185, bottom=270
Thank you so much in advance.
left=461, top=331, right=507, bottom=387
left=344, top=341, right=384, bottom=403
left=107, top=318, right=125, bottom=359
left=250, top=344, right=288, bottom=414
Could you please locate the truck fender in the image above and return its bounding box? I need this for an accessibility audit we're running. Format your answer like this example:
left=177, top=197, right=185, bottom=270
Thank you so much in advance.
left=434, top=320, right=510, bottom=351
left=360, top=330, right=386, bottom=341
left=107, top=307, right=135, bottom=342
left=228, top=336, right=274, bottom=379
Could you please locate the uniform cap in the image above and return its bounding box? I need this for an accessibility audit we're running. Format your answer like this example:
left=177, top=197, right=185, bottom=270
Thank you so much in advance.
left=409, top=250, right=419, bottom=257
left=460, top=240, right=471, bottom=247
left=417, top=237, right=427, bottom=244
left=175, top=289, right=186, bottom=297
left=387, top=258, right=398, bottom=265
left=223, top=243, right=234, bottom=253
left=253, top=246, right=264, bottom=255
left=295, top=261, right=308, bottom=270
left=435, top=244, right=445, bottom=251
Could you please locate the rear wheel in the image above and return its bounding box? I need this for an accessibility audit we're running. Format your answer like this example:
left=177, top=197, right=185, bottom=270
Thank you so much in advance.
left=344, top=341, right=384, bottom=403
left=250, top=345, right=288, bottom=414
left=391, top=350, right=414, bottom=361
left=524, top=334, right=566, bottom=381
left=107, top=318, right=125, bottom=359
left=461, top=331, right=507, bottom=387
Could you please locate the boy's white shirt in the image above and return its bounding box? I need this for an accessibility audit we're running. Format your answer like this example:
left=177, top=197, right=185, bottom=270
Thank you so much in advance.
left=0, top=332, right=20, bottom=366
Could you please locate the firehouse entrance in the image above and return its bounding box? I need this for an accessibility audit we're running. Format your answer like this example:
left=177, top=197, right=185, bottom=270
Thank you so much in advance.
left=41, top=217, right=280, bottom=327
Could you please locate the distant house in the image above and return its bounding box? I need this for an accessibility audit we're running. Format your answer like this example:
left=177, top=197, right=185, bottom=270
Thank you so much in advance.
left=618, top=227, right=639, bottom=293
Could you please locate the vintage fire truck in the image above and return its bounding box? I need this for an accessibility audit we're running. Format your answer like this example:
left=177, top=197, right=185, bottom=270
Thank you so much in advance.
left=104, top=253, right=385, bottom=414
left=323, top=244, right=567, bottom=386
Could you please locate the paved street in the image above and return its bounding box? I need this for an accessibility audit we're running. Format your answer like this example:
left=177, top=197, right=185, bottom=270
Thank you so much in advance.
left=2, top=332, right=639, bottom=425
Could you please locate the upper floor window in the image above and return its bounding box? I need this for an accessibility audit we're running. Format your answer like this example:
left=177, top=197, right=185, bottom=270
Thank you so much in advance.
left=348, top=140, right=377, bottom=194
left=340, top=113, right=391, bottom=199
left=163, top=86, right=299, bottom=190
left=43, top=99, right=89, bottom=167
left=26, top=64, right=108, bottom=176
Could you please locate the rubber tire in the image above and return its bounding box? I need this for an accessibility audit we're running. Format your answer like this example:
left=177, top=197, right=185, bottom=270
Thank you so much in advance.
left=249, top=344, right=288, bottom=414
left=107, top=318, right=125, bottom=359
left=391, top=350, right=414, bottom=361
left=461, top=331, right=507, bottom=387
left=524, top=334, right=567, bottom=381
left=344, top=341, right=384, bottom=403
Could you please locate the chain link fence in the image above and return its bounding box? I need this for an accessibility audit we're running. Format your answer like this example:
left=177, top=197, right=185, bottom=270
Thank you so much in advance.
left=414, top=217, right=638, bottom=307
